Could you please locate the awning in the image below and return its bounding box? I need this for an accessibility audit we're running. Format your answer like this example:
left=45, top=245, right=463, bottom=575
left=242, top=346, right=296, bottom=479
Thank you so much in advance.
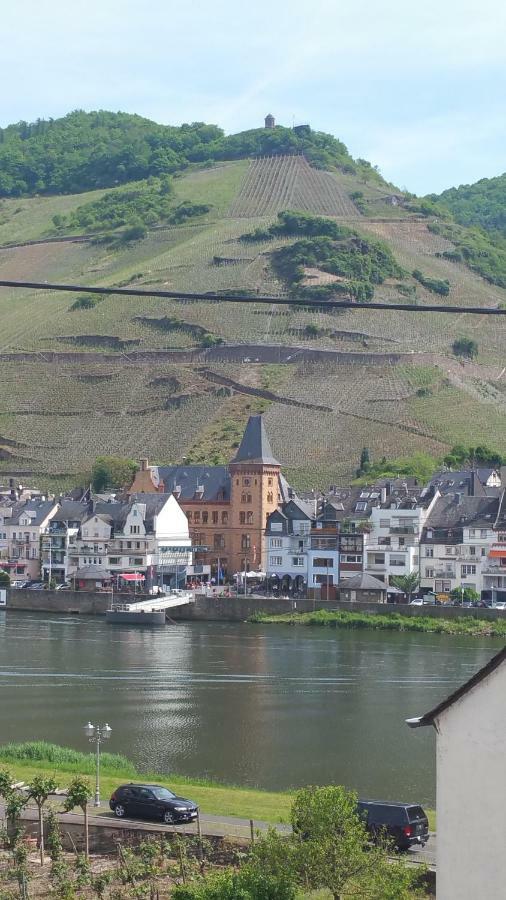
left=489, top=549, right=506, bottom=558
left=119, top=573, right=145, bottom=582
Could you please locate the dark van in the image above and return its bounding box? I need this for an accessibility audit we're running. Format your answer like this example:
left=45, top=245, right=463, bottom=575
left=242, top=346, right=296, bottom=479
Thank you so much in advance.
left=357, top=800, right=429, bottom=850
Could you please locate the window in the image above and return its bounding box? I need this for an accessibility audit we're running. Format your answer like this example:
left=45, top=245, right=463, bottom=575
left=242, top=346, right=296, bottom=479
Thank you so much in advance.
left=241, top=534, right=251, bottom=550
left=469, top=546, right=476, bottom=555
left=342, top=554, right=362, bottom=563
left=445, top=547, right=454, bottom=555
left=268, top=478, right=273, bottom=487
left=130, top=525, right=140, bottom=534
left=315, top=573, right=333, bottom=585
left=221, top=512, right=228, bottom=525
left=246, top=512, right=253, bottom=525
left=425, top=568, right=435, bottom=578
left=270, top=556, right=282, bottom=566
left=213, top=534, right=225, bottom=550
left=243, top=478, right=251, bottom=486
left=380, top=518, right=389, bottom=528
left=469, top=529, right=476, bottom=538
left=270, top=522, right=282, bottom=532
left=480, top=529, right=487, bottom=538
left=109, top=557, right=119, bottom=564
left=202, top=511, right=208, bottom=524
left=313, top=557, right=333, bottom=568
left=126, top=541, right=132, bottom=549
left=355, top=502, right=367, bottom=512
left=462, top=564, right=476, bottom=576
left=292, top=557, right=305, bottom=567
left=481, top=547, right=486, bottom=556
left=31, top=547, right=37, bottom=558
left=390, top=556, right=405, bottom=567
left=425, top=547, right=434, bottom=557
left=267, top=492, right=274, bottom=504
left=193, top=512, right=200, bottom=524
left=374, top=554, right=385, bottom=565
left=270, top=538, right=282, bottom=548
left=240, top=512, right=246, bottom=525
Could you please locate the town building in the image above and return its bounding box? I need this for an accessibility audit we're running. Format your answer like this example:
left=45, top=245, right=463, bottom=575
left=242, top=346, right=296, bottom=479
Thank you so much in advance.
left=419, top=494, right=499, bottom=597
left=41, top=494, right=191, bottom=589
left=0, top=497, right=57, bottom=582
left=407, top=646, right=506, bottom=900
left=128, top=416, right=288, bottom=578
left=364, top=487, right=439, bottom=585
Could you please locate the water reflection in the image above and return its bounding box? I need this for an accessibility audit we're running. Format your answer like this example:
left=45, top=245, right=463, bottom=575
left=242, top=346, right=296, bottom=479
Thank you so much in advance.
left=0, top=611, right=500, bottom=804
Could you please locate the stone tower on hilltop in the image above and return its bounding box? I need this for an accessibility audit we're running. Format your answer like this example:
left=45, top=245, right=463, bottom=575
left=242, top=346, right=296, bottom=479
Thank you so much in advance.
left=228, top=415, right=281, bottom=572
left=264, top=113, right=275, bottom=129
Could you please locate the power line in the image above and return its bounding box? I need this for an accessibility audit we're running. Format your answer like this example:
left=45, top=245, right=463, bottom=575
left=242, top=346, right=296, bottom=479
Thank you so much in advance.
left=0, top=278, right=505, bottom=315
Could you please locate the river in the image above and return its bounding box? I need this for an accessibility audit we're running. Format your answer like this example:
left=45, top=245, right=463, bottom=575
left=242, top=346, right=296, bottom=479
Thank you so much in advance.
left=0, top=611, right=501, bottom=805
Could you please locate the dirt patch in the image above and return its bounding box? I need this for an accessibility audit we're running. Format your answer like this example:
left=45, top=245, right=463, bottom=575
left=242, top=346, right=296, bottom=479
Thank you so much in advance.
left=149, top=375, right=182, bottom=392
left=197, top=367, right=332, bottom=412
left=53, top=335, right=141, bottom=350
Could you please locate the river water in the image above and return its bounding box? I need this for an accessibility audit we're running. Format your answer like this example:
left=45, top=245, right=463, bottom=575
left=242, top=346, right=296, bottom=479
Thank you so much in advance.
left=0, top=611, right=501, bottom=805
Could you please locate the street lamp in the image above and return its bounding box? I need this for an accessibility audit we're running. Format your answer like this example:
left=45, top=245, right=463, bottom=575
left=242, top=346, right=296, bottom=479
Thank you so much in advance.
left=84, top=722, right=112, bottom=807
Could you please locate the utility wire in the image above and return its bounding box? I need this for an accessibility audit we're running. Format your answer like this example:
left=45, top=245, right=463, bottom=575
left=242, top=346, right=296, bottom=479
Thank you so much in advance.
left=0, top=278, right=505, bottom=315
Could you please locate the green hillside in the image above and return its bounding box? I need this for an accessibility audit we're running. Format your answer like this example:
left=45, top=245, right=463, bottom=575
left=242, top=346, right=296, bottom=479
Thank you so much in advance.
left=429, top=172, right=506, bottom=237
left=0, top=117, right=505, bottom=490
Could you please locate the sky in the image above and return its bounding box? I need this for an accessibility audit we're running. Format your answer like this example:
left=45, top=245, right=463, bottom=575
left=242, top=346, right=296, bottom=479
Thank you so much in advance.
left=1, top=0, right=505, bottom=194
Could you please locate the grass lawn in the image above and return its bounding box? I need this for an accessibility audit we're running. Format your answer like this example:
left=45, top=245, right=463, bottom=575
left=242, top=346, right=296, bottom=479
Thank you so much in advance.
left=0, top=742, right=436, bottom=830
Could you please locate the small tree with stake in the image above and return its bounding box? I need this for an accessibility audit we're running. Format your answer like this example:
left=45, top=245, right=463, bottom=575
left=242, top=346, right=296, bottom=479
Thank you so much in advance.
left=28, top=774, right=58, bottom=866
left=63, top=776, right=92, bottom=858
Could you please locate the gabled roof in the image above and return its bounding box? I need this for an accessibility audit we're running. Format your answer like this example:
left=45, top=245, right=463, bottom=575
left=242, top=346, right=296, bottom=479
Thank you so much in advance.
left=232, top=416, right=279, bottom=466
left=50, top=500, right=90, bottom=523
left=338, top=573, right=387, bottom=591
left=407, top=645, right=506, bottom=729
left=9, top=499, right=56, bottom=526
left=422, top=494, right=499, bottom=535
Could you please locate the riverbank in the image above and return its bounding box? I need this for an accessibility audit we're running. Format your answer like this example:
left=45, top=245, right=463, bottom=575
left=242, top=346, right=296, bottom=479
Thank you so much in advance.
left=249, top=608, right=506, bottom=637
left=0, top=742, right=437, bottom=831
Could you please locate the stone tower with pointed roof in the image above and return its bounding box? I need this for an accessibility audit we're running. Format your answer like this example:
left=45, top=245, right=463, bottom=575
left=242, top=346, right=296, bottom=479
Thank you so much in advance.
left=228, top=415, right=281, bottom=573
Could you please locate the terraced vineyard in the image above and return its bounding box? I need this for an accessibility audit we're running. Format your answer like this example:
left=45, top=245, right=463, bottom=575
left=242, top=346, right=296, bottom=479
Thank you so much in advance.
left=0, top=152, right=505, bottom=487
left=228, top=155, right=358, bottom=217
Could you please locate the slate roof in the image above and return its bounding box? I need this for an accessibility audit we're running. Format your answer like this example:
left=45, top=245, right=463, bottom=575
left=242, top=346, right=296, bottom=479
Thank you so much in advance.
left=428, top=468, right=501, bottom=498
left=232, top=415, right=280, bottom=466
left=75, top=565, right=111, bottom=580
left=421, top=494, right=499, bottom=543
left=154, top=465, right=230, bottom=502
left=8, top=499, right=56, bottom=526
left=338, top=573, right=387, bottom=591
left=50, top=501, right=90, bottom=524
left=407, top=645, right=506, bottom=728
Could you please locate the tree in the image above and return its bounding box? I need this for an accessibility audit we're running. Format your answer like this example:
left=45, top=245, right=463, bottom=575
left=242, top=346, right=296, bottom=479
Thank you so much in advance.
left=28, top=774, right=58, bottom=865
left=391, top=571, right=420, bottom=603
left=0, top=767, right=28, bottom=849
left=452, top=337, right=478, bottom=360
left=63, top=776, right=92, bottom=858
left=356, top=447, right=370, bottom=477
left=0, top=568, right=10, bottom=587
left=249, top=785, right=425, bottom=900
left=91, top=456, right=139, bottom=493
left=450, top=586, right=480, bottom=605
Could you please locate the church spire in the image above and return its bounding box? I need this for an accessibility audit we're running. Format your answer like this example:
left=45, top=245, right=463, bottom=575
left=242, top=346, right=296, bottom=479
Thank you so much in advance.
left=232, top=415, right=279, bottom=465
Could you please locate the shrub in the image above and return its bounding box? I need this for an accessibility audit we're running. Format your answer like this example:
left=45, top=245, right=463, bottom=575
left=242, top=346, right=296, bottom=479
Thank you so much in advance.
left=452, top=337, right=478, bottom=360
left=412, top=269, right=450, bottom=296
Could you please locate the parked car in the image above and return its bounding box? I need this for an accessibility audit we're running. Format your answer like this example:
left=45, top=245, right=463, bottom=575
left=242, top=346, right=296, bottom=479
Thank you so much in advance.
left=109, top=783, right=198, bottom=824
left=357, top=800, right=429, bottom=850
left=55, top=583, right=71, bottom=591
left=409, top=598, right=424, bottom=606
left=26, top=582, right=45, bottom=590
left=493, top=602, right=506, bottom=610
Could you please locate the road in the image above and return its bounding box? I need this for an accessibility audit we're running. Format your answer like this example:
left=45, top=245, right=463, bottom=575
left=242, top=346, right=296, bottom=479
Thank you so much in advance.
left=8, top=804, right=436, bottom=868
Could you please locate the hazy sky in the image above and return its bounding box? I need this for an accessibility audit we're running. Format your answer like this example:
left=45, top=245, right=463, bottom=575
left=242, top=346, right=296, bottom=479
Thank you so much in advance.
left=2, top=0, right=505, bottom=193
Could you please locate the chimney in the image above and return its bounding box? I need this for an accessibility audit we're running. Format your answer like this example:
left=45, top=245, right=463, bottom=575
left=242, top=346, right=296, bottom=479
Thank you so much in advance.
left=380, top=487, right=387, bottom=504
left=9, top=478, right=16, bottom=500
left=140, top=458, right=149, bottom=472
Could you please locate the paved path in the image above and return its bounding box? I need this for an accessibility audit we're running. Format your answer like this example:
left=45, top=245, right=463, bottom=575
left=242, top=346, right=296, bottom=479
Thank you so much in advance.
left=8, top=803, right=436, bottom=868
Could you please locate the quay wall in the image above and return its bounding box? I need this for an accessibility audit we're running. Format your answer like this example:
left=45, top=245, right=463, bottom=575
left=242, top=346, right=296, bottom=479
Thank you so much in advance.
left=5, top=589, right=505, bottom=622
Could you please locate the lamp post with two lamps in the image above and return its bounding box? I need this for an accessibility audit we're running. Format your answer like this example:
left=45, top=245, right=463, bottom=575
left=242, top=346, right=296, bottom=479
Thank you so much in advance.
left=84, top=722, right=112, bottom=807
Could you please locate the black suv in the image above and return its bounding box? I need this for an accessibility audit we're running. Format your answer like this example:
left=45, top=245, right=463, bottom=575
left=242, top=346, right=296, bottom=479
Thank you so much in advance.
left=357, top=800, right=429, bottom=850
left=109, top=784, right=198, bottom=824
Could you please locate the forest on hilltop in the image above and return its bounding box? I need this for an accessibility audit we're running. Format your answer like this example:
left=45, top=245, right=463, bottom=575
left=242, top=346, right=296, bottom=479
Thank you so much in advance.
left=429, top=172, right=506, bottom=238
left=0, top=110, right=383, bottom=198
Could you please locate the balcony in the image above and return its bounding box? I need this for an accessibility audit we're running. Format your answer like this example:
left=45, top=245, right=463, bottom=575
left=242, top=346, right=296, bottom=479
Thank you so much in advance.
left=390, top=526, right=418, bottom=535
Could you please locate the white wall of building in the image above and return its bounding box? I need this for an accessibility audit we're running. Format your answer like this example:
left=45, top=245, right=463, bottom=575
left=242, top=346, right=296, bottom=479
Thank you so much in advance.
left=434, top=662, right=506, bottom=900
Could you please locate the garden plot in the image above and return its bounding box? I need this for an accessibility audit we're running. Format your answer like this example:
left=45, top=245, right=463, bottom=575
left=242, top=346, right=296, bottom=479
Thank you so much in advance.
left=228, top=155, right=358, bottom=217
